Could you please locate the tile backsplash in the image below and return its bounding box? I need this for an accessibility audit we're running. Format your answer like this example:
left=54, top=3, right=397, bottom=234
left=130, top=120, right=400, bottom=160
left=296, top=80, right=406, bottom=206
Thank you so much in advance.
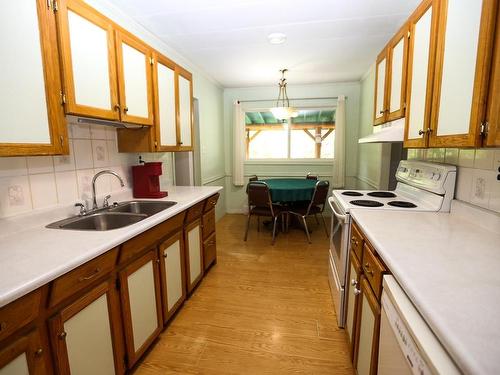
left=0, top=124, right=139, bottom=218
left=407, top=148, right=500, bottom=213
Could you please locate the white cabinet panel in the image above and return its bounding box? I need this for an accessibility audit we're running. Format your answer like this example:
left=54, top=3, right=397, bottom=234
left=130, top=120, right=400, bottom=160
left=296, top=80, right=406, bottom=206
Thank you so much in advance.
left=0, top=1, right=49, bottom=144
left=64, top=294, right=115, bottom=375
left=356, top=293, right=376, bottom=375
left=127, top=260, right=159, bottom=352
left=164, top=240, right=184, bottom=311
left=67, top=10, right=111, bottom=111
left=407, top=7, right=433, bottom=139
left=178, top=75, right=193, bottom=147
left=122, top=44, right=149, bottom=119
left=346, top=261, right=359, bottom=346
left=435, top=0, right=483, bottom=136
left=375, top=58, right=387, bottom=121
left=187, top=224, right=202, bottom=285
left=390, top=38, right=405, bottom=112
left=158, top=63, right=177, bottom=147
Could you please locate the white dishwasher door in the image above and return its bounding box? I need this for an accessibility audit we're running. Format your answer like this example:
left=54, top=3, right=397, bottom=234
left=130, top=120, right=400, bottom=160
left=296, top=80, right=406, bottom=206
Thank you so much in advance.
left=378, top=276, right=460, bottom=375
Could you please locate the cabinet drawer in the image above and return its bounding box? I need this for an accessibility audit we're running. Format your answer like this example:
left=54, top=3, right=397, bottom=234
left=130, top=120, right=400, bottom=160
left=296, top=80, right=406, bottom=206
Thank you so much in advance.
left=350, top=222, right=364, bottom=261
left=0, top=289, right=42, bottom=342
left=185, top=201, right=205, bottom=224
left=203, top=233, right=217, bottom=271
left=120, top=212, right=185, bottom=264
left=204, top=193, right=219, bottom=213
left=202, top=208, right=216, bottom=239
left=49, top=248, right=118, bottom=307
left=362, top=243, right=386, bottom=299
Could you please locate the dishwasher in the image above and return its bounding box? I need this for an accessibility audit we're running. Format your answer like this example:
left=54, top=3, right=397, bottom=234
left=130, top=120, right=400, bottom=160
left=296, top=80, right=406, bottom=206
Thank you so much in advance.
left=378, top=276, right=461, bottom=375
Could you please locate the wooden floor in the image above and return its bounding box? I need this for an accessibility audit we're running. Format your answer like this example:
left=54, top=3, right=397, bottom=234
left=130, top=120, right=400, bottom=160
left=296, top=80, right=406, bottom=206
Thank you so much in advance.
left=135, top=214, right=354, bottom=374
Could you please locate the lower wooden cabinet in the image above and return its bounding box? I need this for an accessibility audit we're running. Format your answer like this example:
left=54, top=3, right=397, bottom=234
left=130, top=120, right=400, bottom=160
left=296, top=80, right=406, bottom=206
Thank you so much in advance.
left=49, top=281, right=123, bottom=375
left=354, top=277, right=381, bottom=375
left=119, top=250, right=163, bottom=368
left=0, top=329, right=46, bottom=375
left=159, top=231, right=186, bottom=323
left=203, top=233, right=217, bottom=271
left=184, top=219, right=203, bottom=294
left=345, top=252, right=362, bottom=361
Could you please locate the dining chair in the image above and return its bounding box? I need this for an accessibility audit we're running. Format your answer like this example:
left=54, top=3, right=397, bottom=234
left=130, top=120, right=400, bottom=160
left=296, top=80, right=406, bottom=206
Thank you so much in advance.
left=244, top=181, right=285, bottom=245
left=249, top=175, right=258, bottom=182
left=306, top=172, right=318, bottom=180
left=287, top=180, right=330, bottom=243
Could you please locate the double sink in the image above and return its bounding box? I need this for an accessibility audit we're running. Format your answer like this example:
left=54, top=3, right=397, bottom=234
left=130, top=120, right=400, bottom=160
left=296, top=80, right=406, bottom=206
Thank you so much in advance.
left=47, top=201, right=177, bottom=231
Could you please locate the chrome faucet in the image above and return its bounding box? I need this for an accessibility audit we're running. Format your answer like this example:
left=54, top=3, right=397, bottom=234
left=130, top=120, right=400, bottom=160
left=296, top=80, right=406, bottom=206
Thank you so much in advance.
left=91, top=170, right=125, bottom=210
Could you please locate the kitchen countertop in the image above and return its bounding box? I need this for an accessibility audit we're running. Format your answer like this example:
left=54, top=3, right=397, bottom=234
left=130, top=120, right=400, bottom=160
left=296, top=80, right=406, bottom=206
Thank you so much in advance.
left=350, top=202, right=500, bottom=375
left=0, top=186, right=222, bottom=308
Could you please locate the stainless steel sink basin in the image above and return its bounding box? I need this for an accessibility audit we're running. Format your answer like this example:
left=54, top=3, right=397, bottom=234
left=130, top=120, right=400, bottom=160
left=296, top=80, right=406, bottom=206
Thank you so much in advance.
left=47, top=212, right=147, bottom=231
left=109, top=200, right=177, bottom=216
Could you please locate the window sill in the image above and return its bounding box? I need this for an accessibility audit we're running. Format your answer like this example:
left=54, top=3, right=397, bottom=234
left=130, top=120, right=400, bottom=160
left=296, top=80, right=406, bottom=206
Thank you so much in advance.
left=245, top=159, right=334, bottom=166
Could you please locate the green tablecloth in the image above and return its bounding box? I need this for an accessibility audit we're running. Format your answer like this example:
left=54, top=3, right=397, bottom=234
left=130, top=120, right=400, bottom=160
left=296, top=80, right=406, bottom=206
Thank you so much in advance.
left=261, top=178, right=317, bottom=203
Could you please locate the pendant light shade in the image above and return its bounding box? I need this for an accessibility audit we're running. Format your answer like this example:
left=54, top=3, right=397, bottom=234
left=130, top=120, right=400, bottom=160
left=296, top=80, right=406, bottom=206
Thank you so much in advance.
left=270, top=69, right=298, bottom=120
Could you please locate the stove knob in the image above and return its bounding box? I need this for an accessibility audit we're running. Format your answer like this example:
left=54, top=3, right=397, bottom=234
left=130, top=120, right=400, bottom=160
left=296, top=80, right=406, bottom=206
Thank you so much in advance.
left=432, top=172, right=441, bottom=181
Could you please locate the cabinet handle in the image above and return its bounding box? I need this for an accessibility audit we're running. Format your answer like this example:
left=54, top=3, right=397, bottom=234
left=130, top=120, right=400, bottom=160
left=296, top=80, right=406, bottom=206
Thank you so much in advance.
left=58, top=331, right=67, bottom=340
left=123, top=107, right=129, bottom=113
left=379, top=110, right=385, bottom=114
left=78, top=267, right=101, bottom=282
left=163, top=253, right=168, bottom=258
left=114, top=104, right=120, bottom=111
left=351, top=279, right=357, bottom=286
left=418, top=129, right=425, bottom=136
left=353, top=288, right=361, bottom=296
left=156, top=259, right=160, bottom=264
left=364, top=263, right=374, bottom=276
left=34, top=348, right=43, bottom=357
left=350, top=237, right=358, bottom=246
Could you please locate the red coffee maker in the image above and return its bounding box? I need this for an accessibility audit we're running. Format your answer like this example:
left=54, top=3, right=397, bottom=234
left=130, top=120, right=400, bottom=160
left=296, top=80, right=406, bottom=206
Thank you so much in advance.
left=132, top=158, right=168, bottom=198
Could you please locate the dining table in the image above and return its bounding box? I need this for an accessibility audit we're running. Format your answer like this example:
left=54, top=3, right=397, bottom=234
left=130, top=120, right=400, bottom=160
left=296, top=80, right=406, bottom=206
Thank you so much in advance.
left=260, top=178, right=317, bottom=204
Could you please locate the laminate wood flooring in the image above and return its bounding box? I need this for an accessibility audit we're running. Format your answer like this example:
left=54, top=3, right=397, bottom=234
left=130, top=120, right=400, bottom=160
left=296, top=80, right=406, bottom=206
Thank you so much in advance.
left=135, top=214, right=354, bottom=375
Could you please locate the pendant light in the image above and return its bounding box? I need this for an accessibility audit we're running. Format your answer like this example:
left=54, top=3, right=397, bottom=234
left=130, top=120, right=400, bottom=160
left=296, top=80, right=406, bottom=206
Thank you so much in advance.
left=270, top=69, right=299, bottom=120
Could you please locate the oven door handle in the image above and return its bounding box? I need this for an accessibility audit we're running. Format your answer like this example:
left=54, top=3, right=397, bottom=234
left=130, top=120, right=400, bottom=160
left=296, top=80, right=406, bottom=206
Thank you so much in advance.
left=328, top=197, right=347, bottom=222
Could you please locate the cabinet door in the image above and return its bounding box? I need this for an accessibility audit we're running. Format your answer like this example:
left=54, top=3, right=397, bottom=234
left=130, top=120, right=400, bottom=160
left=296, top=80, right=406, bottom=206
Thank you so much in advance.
left=485, top=5, right=500, bottom=147
left=0, top=329, right=46, bottom=375
left=119, top=250, right=162, bottom=367
left=159, top=231, right=186, bottom=323
left=176, top=67, right=194, bottom=150
left=56, top=0, right=119, bottom=121
left=429, top=0, right=497, bottom=147
left=387, top=24, right=409, bottom=121
left=49, top=281, right=124, bottom=375
left=345, top=253, right=362, bottom=362
left=404, top=0, right=439, bottom=148
left=153, top=52, right=178, bottom=151
left=373, top=50, right=389, bottom=125
left=0, top=0, right=67, bottom=156
left=354, top=277, right=381, bottom=375
left=185, top=219, right=203, bottom=294
left=116, top=31, right=154, bottom=126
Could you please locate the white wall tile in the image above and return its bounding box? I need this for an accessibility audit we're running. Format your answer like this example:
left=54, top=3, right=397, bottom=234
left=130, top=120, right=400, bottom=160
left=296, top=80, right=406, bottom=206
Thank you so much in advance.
left=90, top=125, right=108, bottom=140
left=55, top=171, right=78, bottom=205
left=0, top=157, right=27, bottom=178
left=27, top=156, right=54, bottom=174
left=73, top=139, right=94, bottom=170
left=76, top=169, right=95, bottom=201
left=106, top=127, right=117, bottom=141
left=92, top=140, right=109, bottom=168
left=455, top=167, right=473, bottom=202
left=470, top=169, right=495, bottom=209
left=29, top=173, right=57, bottom=209
left=107, top=140, right=120, bottom=166
left=53, top=140, right=76, bottom=172
left=474, top=149, right=495, bottom=170
left=444, top=149, right=459, bottom=165
left=0, top=176, right=32, bottom=216
left=70, top=124, right=91, bottom=139
left=458, top=149, right=475, bottom=168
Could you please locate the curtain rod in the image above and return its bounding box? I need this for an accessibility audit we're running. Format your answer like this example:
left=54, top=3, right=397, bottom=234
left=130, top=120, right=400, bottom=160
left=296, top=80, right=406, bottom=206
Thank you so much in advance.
left=237, top=96, right=346, bottom=104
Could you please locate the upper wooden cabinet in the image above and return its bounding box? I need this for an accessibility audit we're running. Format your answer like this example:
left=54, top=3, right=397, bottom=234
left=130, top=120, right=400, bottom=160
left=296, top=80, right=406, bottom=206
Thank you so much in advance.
left=115, top=30, right=154, bottom=126
left=404, top=0, right=439, bottom=148
left=484, top=4, right=500, bottom=147
left=176, top=67, right=194, bottom=150
left=56, top=0, right=119, bottom=121
left=0, top=0, right=68, bottom=157
left=429, top=0, right=497, bottom=148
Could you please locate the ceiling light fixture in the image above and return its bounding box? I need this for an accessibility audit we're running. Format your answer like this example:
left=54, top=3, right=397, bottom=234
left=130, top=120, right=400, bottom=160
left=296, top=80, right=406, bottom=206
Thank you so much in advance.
left=267, top=32, right=287, bottom=45
left=271, top=69, right=299, bottom=120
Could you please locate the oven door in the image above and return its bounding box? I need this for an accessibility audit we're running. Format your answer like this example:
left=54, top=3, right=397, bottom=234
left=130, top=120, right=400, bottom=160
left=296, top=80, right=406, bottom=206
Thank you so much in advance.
left=328, top=197, right=351, bottom=328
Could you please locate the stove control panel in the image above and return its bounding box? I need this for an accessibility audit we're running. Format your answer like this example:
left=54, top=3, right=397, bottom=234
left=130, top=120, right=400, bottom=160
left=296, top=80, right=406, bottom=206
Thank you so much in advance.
left=396, top=160, right=456, bottom=195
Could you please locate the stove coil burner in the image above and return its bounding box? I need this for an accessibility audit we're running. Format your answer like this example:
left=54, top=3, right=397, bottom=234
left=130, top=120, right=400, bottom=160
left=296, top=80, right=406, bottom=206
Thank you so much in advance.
left=367, top=191, right=397, bottom=198
left=342, top=191, right=363, bottom=196
left=387, top=201, right=417, bottom=208
left=350, top=200, right=384, bottom=207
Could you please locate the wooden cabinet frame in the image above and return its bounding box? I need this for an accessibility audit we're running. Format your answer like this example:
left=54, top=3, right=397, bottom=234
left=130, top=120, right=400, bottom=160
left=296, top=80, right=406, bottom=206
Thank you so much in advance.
left=0, top=329, right=46, bottom=375
left=175, top=65, right=195, bottom=151
left=429, top=0, right=498, bottom=148
left=56, top=0, right=120, bottom=121
left=118, top=250, right=163, bottom=367
left=49, top=281, right=125, bottom=375
left=158, top=231, right=187, bottom=323
left=373, top=49, right=389, bottom=125
left=115, top=30, right=155, bottom=126
left=485, top=3, right=500, bottom=147
left=346, top=252, right=362, bottom=363
left=0, top=0, right=68, bottom=157
left=404, top=0, right=440, bottom=148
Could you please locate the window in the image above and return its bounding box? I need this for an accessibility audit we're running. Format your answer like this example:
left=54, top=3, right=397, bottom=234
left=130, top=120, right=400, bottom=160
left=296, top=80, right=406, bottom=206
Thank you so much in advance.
left=245, top=109, right=335, bottom=160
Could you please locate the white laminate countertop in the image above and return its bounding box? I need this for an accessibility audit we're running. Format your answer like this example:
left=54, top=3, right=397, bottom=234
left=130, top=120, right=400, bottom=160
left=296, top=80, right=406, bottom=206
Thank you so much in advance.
left=350, top=202, right=500, bottom=375
left=0, top=186, right=222, bottom=308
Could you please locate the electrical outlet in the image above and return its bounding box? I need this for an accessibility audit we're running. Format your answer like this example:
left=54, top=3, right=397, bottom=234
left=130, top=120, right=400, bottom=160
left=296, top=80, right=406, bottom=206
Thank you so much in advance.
left=495, top=150, right=500, bottom=182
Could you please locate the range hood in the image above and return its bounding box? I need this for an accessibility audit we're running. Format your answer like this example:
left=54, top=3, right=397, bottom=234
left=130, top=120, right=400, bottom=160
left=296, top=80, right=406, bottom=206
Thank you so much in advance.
left=66, top=115, right=144, bottom=129
left=358, top=118, right=404, bottom=143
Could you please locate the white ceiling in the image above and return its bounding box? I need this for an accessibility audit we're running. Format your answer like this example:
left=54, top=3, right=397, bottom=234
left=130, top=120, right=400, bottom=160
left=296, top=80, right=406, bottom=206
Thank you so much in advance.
left=105, top=0, right=421, bottom=87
